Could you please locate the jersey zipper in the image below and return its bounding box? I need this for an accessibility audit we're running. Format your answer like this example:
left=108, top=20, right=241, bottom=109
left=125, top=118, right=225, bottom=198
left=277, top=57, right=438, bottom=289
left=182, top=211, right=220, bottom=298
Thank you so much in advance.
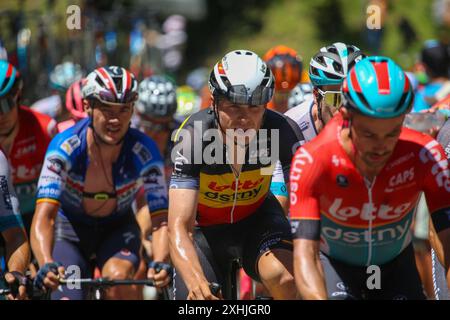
left=365, top=176, right=376, bottom=266
left=229, top=172, right=240, bottom=224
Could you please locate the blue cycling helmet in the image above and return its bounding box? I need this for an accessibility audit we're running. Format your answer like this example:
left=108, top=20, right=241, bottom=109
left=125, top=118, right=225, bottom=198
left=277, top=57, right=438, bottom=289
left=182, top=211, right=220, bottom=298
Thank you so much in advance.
left=309, top=42, right=365, bottom=87
left=342, top=56, right=414, bottom=118
left=0, top=60, right=20, bottom=97
left=49, top=62, right=84, bottom=92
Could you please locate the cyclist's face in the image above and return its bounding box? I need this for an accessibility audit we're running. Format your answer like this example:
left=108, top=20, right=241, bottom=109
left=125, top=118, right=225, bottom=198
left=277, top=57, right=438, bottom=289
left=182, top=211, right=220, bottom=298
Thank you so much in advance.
left=272, top=90, right=290, bottom=113
left=351, top=112, right=404, bottom=169
left=139, top=114, right=173, bottom=140
left=89, top=100, right=134, bottom=144
left=216, top=98, right=265, bottom=144
left=0, top=100, right=19, bottom=136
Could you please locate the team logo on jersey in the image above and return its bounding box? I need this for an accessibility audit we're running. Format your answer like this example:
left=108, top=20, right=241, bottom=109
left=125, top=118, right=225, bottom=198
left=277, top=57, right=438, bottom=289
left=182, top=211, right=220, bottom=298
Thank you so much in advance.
left=385, top=167, right=415, bottom=193
left=327, top=198, right=412, bottom=224
left=47, top=156, right=65, bottom=175
left=143, top=166, right=163, bottom=184
left=133, top=142, right=152, bottom=165
left=60, top=135, right=81, bottom=156
left=299, top=121, right=309, bottom=132
left=419, top=140, right=450, bottom=192
left=14, top=143, right=36, bottom=159
left=336, top=175, right=349, bottom=187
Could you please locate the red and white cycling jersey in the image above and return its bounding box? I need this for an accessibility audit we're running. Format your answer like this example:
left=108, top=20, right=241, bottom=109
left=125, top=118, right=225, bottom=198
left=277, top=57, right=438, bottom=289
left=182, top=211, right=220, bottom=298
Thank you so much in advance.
left=8, top=106, right=57, bottom=214
left=290, top=113, right=450, bottom=266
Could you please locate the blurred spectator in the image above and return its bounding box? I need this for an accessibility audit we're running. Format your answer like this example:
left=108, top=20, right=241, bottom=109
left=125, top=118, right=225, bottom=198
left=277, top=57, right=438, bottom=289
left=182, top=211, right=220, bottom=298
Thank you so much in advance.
left=412, top=40, right=450, bottom=112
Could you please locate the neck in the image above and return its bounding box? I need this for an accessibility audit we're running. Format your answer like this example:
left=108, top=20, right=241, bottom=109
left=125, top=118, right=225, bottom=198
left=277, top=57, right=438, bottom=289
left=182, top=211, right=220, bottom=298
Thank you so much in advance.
left=87, top=128, right=121, bottom=163
left=311, top=102, right=324, bottom=133
left=0, top=123, right=20, bottom=156
left=339, top=127, right=381, bottom=183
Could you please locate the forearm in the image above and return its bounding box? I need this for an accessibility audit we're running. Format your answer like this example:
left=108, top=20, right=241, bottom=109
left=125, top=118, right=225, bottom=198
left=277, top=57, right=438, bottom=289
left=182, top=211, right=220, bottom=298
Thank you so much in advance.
left=31, top=205, right=57, bottom=267
left=275, top=195, right=289, bottom=216
left=5, top=230, right=30, bottom=274
left=293, top=239, right=327, bottom=300
left=151, top=213, right=169, bottom=263
left=170, top=223, right=208, bottom=290
left=436, top=229, right=450, bottom=288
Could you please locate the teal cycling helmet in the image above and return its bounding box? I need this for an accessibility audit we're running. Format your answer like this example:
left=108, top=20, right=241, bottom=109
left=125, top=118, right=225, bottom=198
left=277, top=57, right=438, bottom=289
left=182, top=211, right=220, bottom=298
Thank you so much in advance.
left=342, top=56, right=414, bottom=118
left=0, top=60, right=20, bottom=97
left=309, top=42, right=365, bottom=87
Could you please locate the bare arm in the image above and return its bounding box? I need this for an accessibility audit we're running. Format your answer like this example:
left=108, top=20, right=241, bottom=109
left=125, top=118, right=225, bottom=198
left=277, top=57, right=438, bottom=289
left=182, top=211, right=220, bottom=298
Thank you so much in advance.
left=3, top=227, right=30, bottom=274
left=293, top=238, right=327, bottom=300
left=434, top=228, right=450, bottom=288
left=168, top=188, right=218, bottom=300
left=30, top=202, right=59, bottom=267
left=135, top=196, right=153, bottom=260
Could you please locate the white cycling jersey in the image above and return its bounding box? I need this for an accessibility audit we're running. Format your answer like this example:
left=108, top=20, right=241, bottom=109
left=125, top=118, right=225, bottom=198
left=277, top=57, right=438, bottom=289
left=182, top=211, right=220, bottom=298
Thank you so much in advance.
left=270, top=96, right=316, bottom=196
left=0, top=149, right=23, bottom=232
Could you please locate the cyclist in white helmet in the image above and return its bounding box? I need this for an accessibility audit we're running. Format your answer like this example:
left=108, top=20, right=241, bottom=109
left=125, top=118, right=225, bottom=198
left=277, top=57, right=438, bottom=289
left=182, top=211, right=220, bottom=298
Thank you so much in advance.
left=169, top=50, right=304, bottom=300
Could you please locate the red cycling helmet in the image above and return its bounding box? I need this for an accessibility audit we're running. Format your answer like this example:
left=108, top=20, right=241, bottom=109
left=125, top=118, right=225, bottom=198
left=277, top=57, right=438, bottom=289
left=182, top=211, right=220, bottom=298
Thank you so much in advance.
left=65, top=78, right=87, bottom=120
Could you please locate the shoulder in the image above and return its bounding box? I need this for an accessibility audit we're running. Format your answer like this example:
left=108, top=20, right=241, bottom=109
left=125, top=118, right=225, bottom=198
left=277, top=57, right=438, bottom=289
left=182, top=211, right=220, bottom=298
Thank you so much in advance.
left=47, top=119, right=87, bottom=159
left=173, top=108, right=215, bottom=142
left=19, top=105, right=58, bottom=137
left=126, top=128, right=162, bottom=166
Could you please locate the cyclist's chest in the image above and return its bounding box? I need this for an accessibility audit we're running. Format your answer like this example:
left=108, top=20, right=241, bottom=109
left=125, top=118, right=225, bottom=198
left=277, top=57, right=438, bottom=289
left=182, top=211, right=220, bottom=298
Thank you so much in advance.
left=318, top=155, right=421, bottom=227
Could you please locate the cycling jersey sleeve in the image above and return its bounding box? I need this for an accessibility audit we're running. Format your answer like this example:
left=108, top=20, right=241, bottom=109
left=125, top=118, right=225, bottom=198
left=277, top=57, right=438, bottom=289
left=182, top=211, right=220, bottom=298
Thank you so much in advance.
left=289, top=146, right=322, bottom=240
left=437, top=120, right=450, bottom=159
left=137, top=138, right=169, bottom=217
left=169, top=116, right=203, bottom=190
left=0, top=150, right=23, bottom=232
left=278, top=116, right=305, bottom=184
left=419, top=137, right=450, bottom=233
left=36, top=134, right=73, bottom=206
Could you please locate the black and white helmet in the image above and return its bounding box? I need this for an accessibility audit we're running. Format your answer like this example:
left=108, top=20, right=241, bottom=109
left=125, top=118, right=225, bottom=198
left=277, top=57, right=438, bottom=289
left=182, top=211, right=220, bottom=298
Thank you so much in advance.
left=209, top=50, right=274, bottom=105
left=82, top=66, right=138, bottom=104
left=308, top=42, right=365, bottom=87
left=136, top=75, right=177, bottom=118
left=287, top=83, right=314, bottom=109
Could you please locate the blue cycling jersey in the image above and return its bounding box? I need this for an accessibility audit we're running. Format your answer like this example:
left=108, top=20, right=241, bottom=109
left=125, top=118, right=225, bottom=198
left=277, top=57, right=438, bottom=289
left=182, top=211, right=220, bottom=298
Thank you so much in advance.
left=36, top=118, right=168, bottom=224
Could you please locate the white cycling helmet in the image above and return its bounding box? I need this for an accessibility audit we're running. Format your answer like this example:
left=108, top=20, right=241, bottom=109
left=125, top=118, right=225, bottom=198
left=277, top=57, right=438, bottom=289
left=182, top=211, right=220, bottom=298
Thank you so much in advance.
left=309, top=42, right=365, bottom=87
left=209, top=50, right=274, bottom=105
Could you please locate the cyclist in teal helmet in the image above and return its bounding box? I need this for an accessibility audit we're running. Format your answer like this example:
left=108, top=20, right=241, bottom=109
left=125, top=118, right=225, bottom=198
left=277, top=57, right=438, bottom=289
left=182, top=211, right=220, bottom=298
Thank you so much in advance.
left=341, top=56, right=414, bottom=118
left=340, top=56, right=414, bottom=171
left=290, top=56, right=450, bottom=300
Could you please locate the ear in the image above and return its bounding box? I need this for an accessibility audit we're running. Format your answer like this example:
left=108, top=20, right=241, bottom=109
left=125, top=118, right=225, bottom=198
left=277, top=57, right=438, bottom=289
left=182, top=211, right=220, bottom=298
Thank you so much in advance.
left=340, top=106, right=350, bottom=121
left=84, top=99, right=92, bottom=115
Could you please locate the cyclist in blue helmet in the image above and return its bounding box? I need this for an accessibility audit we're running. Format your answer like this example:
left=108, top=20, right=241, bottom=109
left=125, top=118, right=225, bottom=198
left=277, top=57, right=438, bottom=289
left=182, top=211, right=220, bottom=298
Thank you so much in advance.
left=270, top=43, right=365, bottom=212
